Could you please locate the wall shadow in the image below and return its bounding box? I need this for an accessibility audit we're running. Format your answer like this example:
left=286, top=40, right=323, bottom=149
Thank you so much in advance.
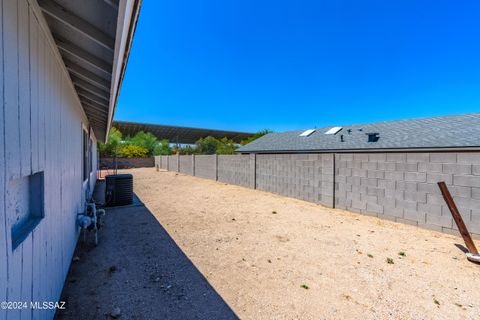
left=55, top=193, right=238, bottom=320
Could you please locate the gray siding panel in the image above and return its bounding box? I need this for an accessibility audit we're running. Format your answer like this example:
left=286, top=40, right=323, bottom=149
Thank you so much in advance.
left=0, top=0, right=5, bottom=311
left=1, top=1, right=97, bottom=318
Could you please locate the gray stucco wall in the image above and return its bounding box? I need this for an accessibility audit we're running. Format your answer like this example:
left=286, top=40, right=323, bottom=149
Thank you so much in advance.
left=217, top=155, right=252, bottom=187
left=255, top=154, right=334, bottom=207
left=335, top=152, right=480, bottom=235
left=159, top=151, right=480, bottom=237
left=194, top=155, right=217, bottom=180
left=179, top=155, right=194, bottom=175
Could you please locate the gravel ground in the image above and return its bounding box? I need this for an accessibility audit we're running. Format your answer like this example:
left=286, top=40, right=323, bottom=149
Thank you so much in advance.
left=55, top=183, right=236, bottom=319
left=58, top=168, right=480, bottom=320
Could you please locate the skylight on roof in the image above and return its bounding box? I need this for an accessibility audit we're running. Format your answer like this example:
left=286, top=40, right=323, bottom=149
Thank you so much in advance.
left=299, top=129, right=316, bottom=137
left=325, top=127, right=342, bottom=135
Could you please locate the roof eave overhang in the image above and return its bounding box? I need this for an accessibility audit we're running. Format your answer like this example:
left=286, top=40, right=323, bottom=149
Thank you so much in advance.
left=35, top=0, right=142, bottom=142
left=105, top=0, right=142, bottom=143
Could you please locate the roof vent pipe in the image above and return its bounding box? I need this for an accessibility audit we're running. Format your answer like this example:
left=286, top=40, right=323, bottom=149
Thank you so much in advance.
left=367, top=133, right=380, bottom=142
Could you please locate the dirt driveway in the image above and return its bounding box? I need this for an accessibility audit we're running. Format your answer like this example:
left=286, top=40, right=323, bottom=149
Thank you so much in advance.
left=127, top=168, right=479, bottom=320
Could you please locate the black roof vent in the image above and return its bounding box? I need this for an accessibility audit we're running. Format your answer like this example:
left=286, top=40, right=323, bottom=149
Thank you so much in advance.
left=367, top=132, right=380, bottom=142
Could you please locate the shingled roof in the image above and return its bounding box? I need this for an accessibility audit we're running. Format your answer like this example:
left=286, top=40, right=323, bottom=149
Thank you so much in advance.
left=236, top=113, right=480, bottom=153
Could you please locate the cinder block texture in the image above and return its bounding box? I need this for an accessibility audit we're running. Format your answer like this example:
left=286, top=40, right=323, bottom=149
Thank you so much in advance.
left=156, top=156, right=168, bottom=169
left=100, top=157, right=154, bottom=169
left=255, top=154, right=334, bottom=207
left=161, top=150, right=479, bottom=237
left=335, top=152, right=480, bottom=236
left=217, top=155, right=252, bottom=187
left=163, top=156, right=169, bottom=169
left=167, top=155, right=179, bottom=172
left=194, top=155, right=217, bottom=180
left=179, top=155, right=194, bottom=175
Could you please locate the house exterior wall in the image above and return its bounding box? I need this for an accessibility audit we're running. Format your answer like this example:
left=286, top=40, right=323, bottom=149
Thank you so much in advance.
left=1, top=0, right=96, bottom=318
left=157, top=152, right=480, bottom=237
left=90, top=140, right=98, bottom=193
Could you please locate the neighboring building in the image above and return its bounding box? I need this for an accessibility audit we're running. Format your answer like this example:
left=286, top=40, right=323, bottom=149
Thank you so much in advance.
left=236, top=113, right=480, bottom=236
left=0, top=0, right=141, bottom=319
left=236, top=113, right=480, bottom=154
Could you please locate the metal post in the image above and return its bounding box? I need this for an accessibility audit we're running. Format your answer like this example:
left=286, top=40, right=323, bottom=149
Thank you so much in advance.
left=192, top=154, right=195, bottom=176
left=438, top=181, right=478, bottom=254
left=215, top=154, right=218, bottom=181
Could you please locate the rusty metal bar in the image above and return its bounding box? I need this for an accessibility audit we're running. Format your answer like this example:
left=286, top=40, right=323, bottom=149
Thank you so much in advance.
left=438, top=181, right=478, bottom=254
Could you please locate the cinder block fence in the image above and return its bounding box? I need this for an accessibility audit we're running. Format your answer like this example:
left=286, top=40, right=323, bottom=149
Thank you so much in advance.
left=155, top=152, right=480, bottom=237
left=100, top=157, right=154, bottom=169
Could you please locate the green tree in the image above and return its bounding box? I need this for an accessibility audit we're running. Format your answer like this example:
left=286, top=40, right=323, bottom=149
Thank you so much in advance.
left=98, top=127, right=122, bottom=157
left=176, top=145, right=196, bottom=155
left=194, top=136, right=240, bottom=154
left=153, top=139, right=173, bottom=155
left=126, top=131, right=159, bottom=156
left=195, top=136, right=220, bottom=154
left=118, top=144, right=149, bottom=158
left=241, top=129, right=273, bottom=145
left=216, top=137, right=238, bottom=154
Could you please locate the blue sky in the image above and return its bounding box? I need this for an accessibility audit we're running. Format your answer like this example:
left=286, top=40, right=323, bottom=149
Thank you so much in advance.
left=115, top=0, right=480, bottom=132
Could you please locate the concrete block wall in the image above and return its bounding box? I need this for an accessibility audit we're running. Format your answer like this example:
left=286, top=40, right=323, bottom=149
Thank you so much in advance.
left=217, top=155, right=252, bottom=187
left=179, top=155, right=194, bottom=175
left=255, top=154, right=334, bottom=207
left=100, top=157, right=154, bottom=169
left=158, top=151, right=479, bottom=237
left=194, top=155, right=217, bottom=180
left=160, top=156, right=168, bottom=169
left=154, top=156, right=160, bottom=168
left=167, top=155, right=179, bottom=172
left=335, top=152, right=480, bottom=236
